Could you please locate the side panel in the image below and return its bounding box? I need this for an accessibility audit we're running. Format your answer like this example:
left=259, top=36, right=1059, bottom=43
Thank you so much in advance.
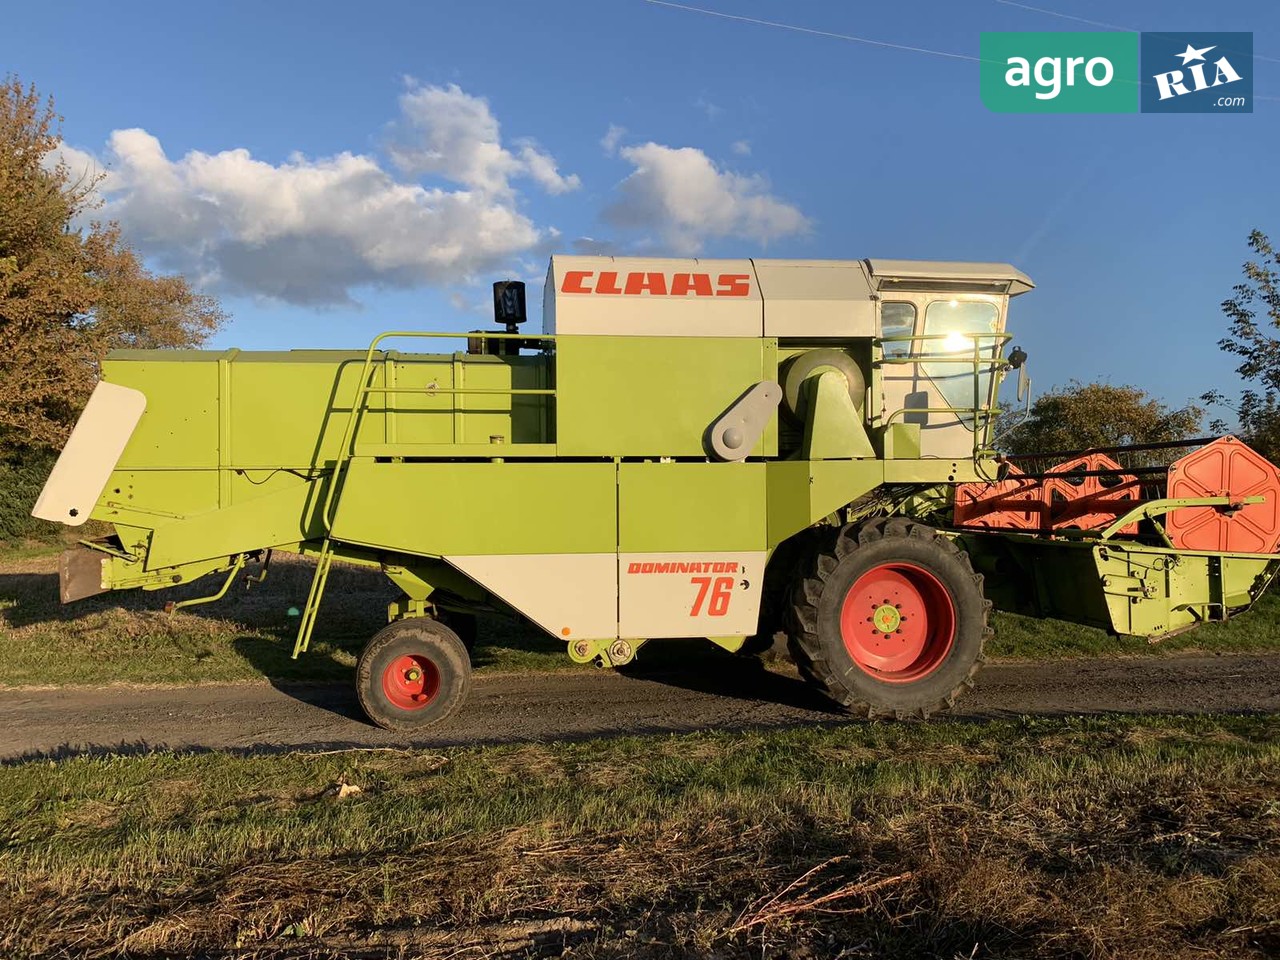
left=556, top=336, right=778, bottom=457
left=32, top=382, right=147, bottom=526
left=446, top=553, right=617, bottom=640
left=618, top=462, right=767, bottom=637
left=329, top=460, right=617, bottom=556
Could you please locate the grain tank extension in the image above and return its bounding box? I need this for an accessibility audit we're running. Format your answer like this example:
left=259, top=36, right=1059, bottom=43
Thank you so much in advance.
left=34, top=256, right=1280, bottom=729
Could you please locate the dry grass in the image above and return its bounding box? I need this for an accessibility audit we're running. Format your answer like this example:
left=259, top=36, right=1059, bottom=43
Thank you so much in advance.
left=1, top=714, right=1278, bottom=958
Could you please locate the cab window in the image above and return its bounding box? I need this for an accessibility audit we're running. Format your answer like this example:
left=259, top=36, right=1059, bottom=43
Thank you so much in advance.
left=879, top=302, right=917, bottom=358
left=920, top=300, right=1001, bottom=424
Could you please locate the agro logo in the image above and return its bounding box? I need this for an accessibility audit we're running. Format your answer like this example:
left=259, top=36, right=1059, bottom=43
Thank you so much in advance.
left=561, top=271, right=752, bottom=297
left=1141, top=33, right=1252, bottom=113
left=980, top=32, right=1138, bottom=113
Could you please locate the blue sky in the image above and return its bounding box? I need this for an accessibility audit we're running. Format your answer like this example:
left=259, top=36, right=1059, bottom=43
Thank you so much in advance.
left=4, top=0, right=1278, bottom=416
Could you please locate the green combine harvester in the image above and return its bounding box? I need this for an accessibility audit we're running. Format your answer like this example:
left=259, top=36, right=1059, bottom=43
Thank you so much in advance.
left=33, top=256, right=1280, bottom=730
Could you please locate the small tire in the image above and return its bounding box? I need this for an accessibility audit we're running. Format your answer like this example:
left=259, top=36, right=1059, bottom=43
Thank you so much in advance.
left=787, top=517, right=991, bottom=719
left=356, top=619, right=471, bottom=731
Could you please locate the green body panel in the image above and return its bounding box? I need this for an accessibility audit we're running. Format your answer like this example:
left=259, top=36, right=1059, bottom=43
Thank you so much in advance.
left=554, top=336, right=778, bottom=457
left=767, top=460, right=885, bottom=547
left=106, top=348, right=552, bottom=474
left=147, top=478, right=323, bottom=569
left=330, top=460, right=617, bottom=556
left=618, top=462, right=766, bottom=552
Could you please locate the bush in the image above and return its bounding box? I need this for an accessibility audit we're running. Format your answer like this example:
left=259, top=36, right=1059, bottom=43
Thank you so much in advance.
left=0, top=448, right=59, bottom=543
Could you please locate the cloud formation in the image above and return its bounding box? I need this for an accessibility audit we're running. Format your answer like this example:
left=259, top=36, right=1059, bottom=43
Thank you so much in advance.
left=603, top=143, right=809, bottom=254
left=77, top=83, right=577, bottom=306
left=389, top=83, right=579, bottom=196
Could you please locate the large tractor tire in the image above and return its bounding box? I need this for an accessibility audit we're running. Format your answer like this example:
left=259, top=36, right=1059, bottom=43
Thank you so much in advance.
left=787, top=517, right=991, bottom=719
left=357, top=618, right=471, bottom=731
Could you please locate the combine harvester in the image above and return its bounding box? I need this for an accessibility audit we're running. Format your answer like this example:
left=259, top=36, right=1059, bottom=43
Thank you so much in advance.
left=33, top=256, right=1280, bottom=729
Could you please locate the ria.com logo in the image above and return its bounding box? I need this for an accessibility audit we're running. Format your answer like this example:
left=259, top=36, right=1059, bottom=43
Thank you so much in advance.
left=980, top=32, right=1253, bottom=113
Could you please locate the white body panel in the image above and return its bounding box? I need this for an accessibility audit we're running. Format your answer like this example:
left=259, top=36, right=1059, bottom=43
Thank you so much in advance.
left=754, top=260, right=876, bottom=338
left=619, top=551, right=767, bottom=638
left=546, top=256, right=762, bottom=337
left=32, top=381, right=147, bottom=527
left=445, top=553, right=618, bottom=641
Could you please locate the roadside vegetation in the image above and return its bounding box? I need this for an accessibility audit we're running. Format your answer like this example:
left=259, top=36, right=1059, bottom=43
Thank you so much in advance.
left=2, top=541, right=1279, bottom=688
left=1, top=713, right=1276, bottom=959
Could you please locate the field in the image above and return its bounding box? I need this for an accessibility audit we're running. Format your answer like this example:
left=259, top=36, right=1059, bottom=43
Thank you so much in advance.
left=2, top=715, right=1278, bottom=959
left=2, top=540, right=1279, bottom=958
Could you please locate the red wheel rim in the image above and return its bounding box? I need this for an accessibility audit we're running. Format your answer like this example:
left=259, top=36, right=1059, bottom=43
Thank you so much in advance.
left=839, top=562, right=956, bottom=683
left=381, top=654, right=441, bottom=710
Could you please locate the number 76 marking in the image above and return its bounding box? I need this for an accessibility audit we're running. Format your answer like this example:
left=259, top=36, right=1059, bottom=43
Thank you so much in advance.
left=690, top=576, right=734, bottom=616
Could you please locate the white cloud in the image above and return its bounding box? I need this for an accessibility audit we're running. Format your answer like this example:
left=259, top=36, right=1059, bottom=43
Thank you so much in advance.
left=91, top=129, right=543, bottom=305
left=600, top=124, right=626, bottom=155
left=389, top=82, right=578, bottom=197
left=603, top=143, right=810, bottom=255
left=516, top=140, right=580, bottom=195
left=72, top=83, right=581, bottom=306
left=731, top=139, right=752, bottom=156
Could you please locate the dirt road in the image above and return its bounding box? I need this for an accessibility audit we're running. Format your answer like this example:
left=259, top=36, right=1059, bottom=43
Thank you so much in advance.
left=2, top=653, right=1278, bottom=761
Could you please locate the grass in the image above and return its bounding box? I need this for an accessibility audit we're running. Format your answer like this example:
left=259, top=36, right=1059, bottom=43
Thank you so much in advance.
left=3, top=541, right=1280, bottom=689
left=1, top=713, right=1277, bottom=958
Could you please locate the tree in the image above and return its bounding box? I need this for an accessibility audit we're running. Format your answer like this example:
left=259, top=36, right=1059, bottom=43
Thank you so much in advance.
left=1203, top=230, right=1280, bottom=463
left=1000, top=380, right=1202, bottom=457
left=0, top=78, right=224, bottom=450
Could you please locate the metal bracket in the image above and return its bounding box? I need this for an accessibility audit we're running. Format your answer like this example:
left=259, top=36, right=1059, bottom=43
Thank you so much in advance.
left=708, top=381, right=781, bottom=461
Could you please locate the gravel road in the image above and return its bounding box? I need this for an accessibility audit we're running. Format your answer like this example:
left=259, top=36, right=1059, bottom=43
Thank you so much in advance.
left=2, top=653, right=1277, bottom=761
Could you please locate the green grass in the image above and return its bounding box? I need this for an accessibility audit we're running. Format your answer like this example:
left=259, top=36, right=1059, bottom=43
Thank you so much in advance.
left=1, top=714, right=1277, bottom=958
left=3, top=544, right=1279, bottom=690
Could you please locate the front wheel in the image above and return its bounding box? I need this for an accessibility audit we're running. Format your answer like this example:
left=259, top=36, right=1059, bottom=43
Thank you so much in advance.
left=356, top=619, right=471, bottom=731
left=787, top=517, right=991, bottom=719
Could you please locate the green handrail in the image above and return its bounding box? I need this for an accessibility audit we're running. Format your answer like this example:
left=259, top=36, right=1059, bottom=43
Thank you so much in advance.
left=321, top=330, right=556, bottom=534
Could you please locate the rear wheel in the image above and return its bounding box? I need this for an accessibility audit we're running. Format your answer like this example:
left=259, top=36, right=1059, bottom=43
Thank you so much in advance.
left=787, top=517, right=990, bottom=718
left=357, top=619, right=471, bottom=731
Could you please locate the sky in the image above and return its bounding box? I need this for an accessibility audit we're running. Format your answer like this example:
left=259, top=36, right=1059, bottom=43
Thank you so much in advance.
left=3, top=0, right=1278, bottom=416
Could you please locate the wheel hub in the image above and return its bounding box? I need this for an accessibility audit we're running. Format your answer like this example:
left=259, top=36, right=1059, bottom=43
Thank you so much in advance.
left=382, top=654, right=441, bottom=710
left=871, top=603, right=902, bottom=634
left=839, top=562, right=956, bottom=683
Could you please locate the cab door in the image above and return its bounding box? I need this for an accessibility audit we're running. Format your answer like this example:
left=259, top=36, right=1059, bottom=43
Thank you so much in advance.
left=877, top=295, right=1006, bottom=460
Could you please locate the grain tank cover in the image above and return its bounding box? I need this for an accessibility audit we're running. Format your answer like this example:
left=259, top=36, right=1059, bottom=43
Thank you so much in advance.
left=543, top=256, right=1031, bottom=338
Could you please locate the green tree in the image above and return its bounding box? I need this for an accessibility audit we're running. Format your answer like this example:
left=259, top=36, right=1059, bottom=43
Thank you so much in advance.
left=1000, top=381, right=1202, bottom=457
left=0, top=77, right=224, bottom=451
left=1203, top=230, right=1280, bottom=462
